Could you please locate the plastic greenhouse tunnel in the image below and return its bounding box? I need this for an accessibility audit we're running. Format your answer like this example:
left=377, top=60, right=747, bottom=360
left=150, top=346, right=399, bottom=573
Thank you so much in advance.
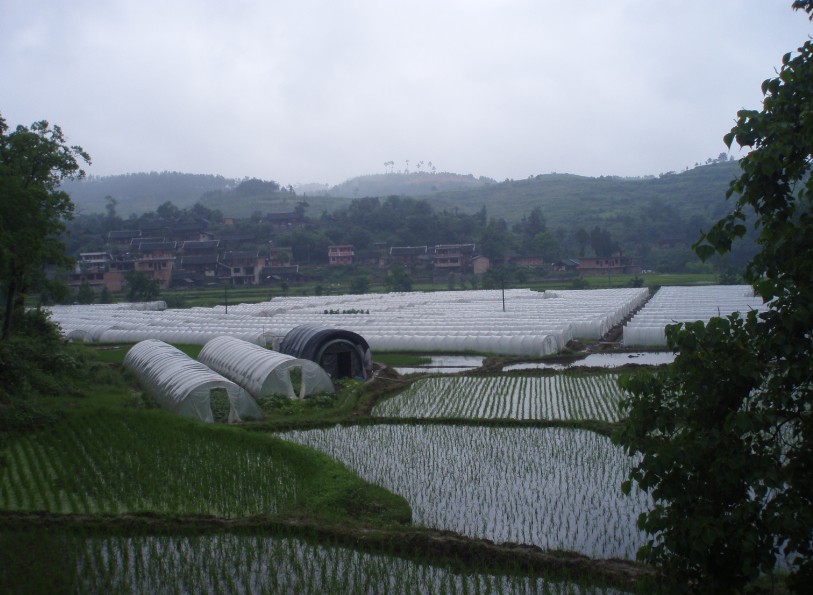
left=123, top=339, right=263, bottom=423
left=198, top=336, right=335, bottom=399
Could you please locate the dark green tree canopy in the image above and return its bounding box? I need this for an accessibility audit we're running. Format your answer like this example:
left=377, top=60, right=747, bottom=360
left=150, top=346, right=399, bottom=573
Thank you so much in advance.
left=0, top=115, right=90, bottom=338
left=615, top=3, right=813, bottom=590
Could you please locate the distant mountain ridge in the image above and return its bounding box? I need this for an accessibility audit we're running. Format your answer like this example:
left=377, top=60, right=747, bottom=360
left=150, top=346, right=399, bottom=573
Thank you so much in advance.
left=322, top=172, right=497, bottom=198
left=60, top=172, right=237, bottom=216
left=61, top=162, right=741, bottom=234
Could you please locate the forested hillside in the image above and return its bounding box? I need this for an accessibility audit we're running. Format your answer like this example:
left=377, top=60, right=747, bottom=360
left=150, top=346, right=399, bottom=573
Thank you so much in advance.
left=60, top=172, right=236, bottom=215
left=324, top=171, right=497, bottom=198
left=64, top=162, right=740, bottom=229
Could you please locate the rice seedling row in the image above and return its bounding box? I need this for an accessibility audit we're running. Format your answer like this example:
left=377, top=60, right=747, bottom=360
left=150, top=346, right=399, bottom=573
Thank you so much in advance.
left=278, top=425, right=650, bottom=560
left=373, top=375, right=626, bottom=422
left=0, top=411, right=298, bottom=517
left=1, top=531, right=627, bottom=594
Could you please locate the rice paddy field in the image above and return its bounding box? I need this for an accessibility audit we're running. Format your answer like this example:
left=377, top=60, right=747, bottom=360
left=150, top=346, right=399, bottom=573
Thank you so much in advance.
left=0, top=408, right=410, bottom=526
left=278, top=425, right=649, bottom=560
left=0, top=411, right=297, bottom=516
left=372, top=374, right=626, bottom=422
left=1, top=334, right=664, bottom=592
left=0, top=530, right=627, bottom=594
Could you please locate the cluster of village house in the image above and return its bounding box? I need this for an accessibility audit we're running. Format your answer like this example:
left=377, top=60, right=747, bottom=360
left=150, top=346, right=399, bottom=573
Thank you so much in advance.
left=69, top=214, right=640, bottom=294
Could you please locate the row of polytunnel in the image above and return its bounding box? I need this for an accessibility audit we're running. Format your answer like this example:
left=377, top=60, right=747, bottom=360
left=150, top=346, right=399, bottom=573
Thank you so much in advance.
left=49, top=288, right=650, bottom=357
left=123, top=336, right=335, bottom=423
left=622, top=285, right=766, bottom=347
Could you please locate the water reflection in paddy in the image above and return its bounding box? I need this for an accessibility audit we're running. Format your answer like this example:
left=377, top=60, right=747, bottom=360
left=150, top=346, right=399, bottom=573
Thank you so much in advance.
left=393, top=355, right=484, bottom=375
left=504, top=351, right=676, bottom=371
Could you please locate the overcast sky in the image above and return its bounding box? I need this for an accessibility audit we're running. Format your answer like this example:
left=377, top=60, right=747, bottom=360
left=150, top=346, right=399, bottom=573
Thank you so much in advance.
left=2, top=1, right=810, bottom=186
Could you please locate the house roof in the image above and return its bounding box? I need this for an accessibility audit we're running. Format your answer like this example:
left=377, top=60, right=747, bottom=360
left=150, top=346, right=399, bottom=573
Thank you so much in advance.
left=107, top=230, right=140, bottom=241
left=138, top=218, right=171, bottom=231
left=390, top=246, right=428, bottom=256
left=131, top=236, right=164, bottom=247
left=181, top=254, right=219, bottom=266
left=171, top=220, right=207, bottom=232
left=218, top=234, right=256, bottom=243
left=434, top=243, right=476, bottom=254
left=138, top=241, right=177, bottom=252
left=182, top=240, right=220, bottom=252
left=221, top=250, right=259, bottom=261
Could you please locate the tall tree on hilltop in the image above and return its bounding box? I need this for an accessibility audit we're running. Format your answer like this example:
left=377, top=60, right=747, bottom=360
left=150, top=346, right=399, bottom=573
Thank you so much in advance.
left=0, top=115, right=90, bottom=339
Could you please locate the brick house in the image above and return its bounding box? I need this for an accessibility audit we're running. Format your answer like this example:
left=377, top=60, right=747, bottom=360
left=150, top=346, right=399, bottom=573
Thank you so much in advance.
left=577, top=254, right=641, bottom=276
left=134, top=241, right=177, bottom=288
left=433, top=244, right=476, bottom=273
left=220, top=251, right=263, bottom=285
left=389, top=246, right=429, bottom=270
left=328, top=245, right=354, bottom=266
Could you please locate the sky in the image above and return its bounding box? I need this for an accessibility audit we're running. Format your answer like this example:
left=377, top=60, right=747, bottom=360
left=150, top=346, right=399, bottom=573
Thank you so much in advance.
left=2, top=1, right=811, bottom=187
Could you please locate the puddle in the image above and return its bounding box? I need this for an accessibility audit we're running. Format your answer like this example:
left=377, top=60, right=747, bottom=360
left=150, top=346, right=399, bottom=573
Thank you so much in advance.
left=503, top=351, right=676, bottom=371
left=394, top=355, right=484, bottom=375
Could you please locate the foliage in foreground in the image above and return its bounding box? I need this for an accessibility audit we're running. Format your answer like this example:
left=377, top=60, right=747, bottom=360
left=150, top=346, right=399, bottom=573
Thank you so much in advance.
left=0, top=114, right=90, bottom=339
left=0, top=309, right=87, bottom=435
left=614, top=2, right=813, bottom=591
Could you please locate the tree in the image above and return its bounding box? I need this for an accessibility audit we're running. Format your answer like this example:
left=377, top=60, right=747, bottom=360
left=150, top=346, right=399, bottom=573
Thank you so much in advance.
left=156, top=200, right=180, bottom=220
left=574, top=227, right=590, bottom=257
left=76, top=281, right=95, bottom=305
left=349, top=275, right=370, bottom=294
left=614, top=3, right=813, bottom=589
left=385, top=266, right=413, bottom=292
left=0, top=115, right=90, bottom=339
left=123, top=270, right=160, bottom=302
left=589, top=226, right=619, bottom=258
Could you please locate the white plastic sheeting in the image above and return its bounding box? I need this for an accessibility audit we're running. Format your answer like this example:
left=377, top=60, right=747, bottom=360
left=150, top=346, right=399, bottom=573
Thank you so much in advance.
left=198, top=336, right=334, bottom=399
left=123, top=339, right=263, bottom=423
left=623, top=285, right=767, bottom=347
left=49, top=288, right=649, bottom=356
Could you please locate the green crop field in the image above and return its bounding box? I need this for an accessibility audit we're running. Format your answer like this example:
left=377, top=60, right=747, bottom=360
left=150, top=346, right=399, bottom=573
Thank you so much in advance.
left=373, top=374, right=626, bottom=422
left=0, top=529, right=625, bottom=594
left=278, top=425, right=650, bottom=561
left=0, top=339, right=667, bottom=593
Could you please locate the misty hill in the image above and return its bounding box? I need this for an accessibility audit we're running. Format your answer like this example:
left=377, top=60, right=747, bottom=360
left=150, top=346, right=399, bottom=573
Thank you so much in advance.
left=422, top=161, right=741, bottom=231
left=322, top=171, right=497, bottom=198
left=61, top=172, right=237, bottom=216
left=62, top=162, right=741, bottom=238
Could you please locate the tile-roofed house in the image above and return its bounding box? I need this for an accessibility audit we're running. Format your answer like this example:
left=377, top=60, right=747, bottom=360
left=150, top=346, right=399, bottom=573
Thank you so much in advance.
left=178, top=253, right=220, bottom=283
left=328, top=245, right=354, bottom=266
left=130, top=236, right=164, bottom=250
left=181, top=239, right=220, bottom=253
left=577, top=254, right=641, bottom=276
left=219, top=250, right=263, bottom=285
left=133, top=241, right=177, bottom=288
left=388, top=245, right=432, bottom=271
left=169, top=219, right=209, bottom=242
left=107, top=230, right=141, bottom=246
left=138, top=218, right=171, bottom=236
left=433, top=243, right=477, bottom=272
